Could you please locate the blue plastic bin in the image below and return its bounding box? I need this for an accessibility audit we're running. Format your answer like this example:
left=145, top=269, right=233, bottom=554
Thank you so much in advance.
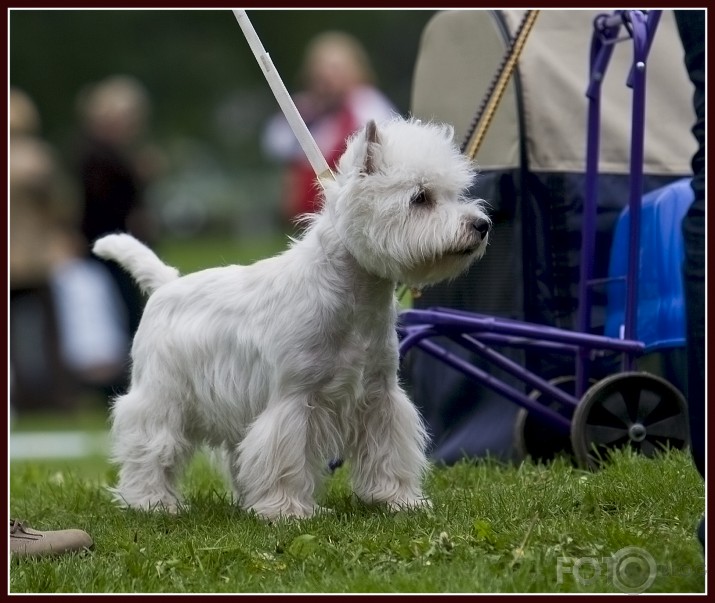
left=605, top=178, right=693, bottom=351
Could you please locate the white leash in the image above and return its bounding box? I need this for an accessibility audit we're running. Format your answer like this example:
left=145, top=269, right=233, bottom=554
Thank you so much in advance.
left=233, top=9, right=335, bottom=187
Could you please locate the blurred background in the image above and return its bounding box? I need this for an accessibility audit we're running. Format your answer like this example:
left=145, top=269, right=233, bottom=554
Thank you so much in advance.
left=10, top=9, right=700, bottom=469
left=11, top=9, right=436, bottom=242
left=9, top=9, right=437, bottom=427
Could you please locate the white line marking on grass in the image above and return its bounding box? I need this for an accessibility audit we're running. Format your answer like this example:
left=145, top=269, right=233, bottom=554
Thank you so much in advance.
left=10, top=431, right=109, bottom=459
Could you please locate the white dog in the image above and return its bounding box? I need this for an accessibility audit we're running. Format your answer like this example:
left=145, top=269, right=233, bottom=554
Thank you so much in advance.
left=93, top=117, right=490, bottom=520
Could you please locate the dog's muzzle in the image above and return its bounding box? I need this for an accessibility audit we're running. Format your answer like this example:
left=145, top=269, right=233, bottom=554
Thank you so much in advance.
left=465, top=218, right=491, bottom=252
left=446, top=218, right=491, bottom=257
left=472, top=218, right=491, bottom=241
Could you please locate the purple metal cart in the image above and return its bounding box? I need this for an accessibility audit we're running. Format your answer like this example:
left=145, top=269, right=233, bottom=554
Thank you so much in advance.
left=398, top=10, right=690, bottom=470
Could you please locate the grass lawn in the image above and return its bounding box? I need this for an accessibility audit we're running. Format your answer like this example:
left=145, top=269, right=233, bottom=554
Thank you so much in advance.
left=9, top=446, right=705, bottom=594
left=156, top=232, right=291, bottom=274
left=8, top=234, right=705, bottom=592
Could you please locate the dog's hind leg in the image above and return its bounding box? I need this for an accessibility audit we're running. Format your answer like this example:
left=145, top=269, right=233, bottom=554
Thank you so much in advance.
left=348, top=383, right=431, bottom=511
left=232, top=398, right=321, bottom=520
left=109, top=388, right=194, bottom=513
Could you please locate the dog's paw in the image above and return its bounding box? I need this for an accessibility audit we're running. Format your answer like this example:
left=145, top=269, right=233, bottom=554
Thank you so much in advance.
left=386, top=496, right=433, bottom=513
left=155, top=500, right=183, bottom=514
left=249, top=502, right=324, bottom=522
left=107, top=486, right=183, bottom=514
left=133, top=499, right=183, bottom=514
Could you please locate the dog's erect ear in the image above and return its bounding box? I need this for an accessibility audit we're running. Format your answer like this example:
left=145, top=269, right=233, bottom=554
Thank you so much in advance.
left=362, top=120, right=381, bottom=175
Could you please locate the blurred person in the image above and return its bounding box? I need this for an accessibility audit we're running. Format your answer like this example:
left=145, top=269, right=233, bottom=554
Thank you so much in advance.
left=674, top=9, right=705, bottom=550
left=262, top=30, right=397, bottom=225
left=10, top=88, right=130, bottom=410
left=9, top=89, right=80, bottom=412
left=74, top=75, right=164, bottom=372
left=9, top=91, right=105, bottom=560
left=10, top=87, right=41, bottom=138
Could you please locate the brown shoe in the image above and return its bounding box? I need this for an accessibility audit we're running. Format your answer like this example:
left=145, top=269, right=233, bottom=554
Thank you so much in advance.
left=10, top=519, right=93, bottom=558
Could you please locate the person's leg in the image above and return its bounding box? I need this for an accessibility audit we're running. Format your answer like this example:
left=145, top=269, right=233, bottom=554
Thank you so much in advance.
left=674, top=9, right=705, bottom=547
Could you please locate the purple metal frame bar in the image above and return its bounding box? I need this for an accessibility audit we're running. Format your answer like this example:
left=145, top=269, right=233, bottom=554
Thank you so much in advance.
left=398, top=307, right=644, bottom=426
left=458, top=333, right=580, bottom=354
left=576, top=10, right=661, bottom=395
left=397, top=307, right=644, bottom=428
left=399, top=309, right=645, bottom=354
left=413, top=338, right=573, bottom=433
left=401, top=324, right=581, bottom=355
left=448, top=333, right=580, bottom=409
left=622, top=12, right=652, bottom=358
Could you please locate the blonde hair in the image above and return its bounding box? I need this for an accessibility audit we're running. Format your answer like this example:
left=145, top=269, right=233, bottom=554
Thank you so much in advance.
left=300, top=31, right=377, bottom=88
left=77, top=75, right=150, bottom=134
left=10, top=87, right=41, bottom=137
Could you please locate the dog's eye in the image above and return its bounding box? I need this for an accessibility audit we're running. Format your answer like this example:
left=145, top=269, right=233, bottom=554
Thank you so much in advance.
left=411, top=190, right=429, bottom=206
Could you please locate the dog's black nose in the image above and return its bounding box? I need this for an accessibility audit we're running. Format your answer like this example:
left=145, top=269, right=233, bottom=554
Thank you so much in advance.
left=473, top=219, right=491, bottom=237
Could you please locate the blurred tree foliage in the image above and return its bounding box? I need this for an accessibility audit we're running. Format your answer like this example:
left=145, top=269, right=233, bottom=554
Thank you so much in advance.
left=10, top=9, right=438, bottom=169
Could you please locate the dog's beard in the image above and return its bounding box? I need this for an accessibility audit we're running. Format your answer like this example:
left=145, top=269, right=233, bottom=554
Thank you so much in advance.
left=376, top=215, right=488, bottom=286
left=333, top=197, right=489, bottom=287
left=394, top=236, right=487, bottom=287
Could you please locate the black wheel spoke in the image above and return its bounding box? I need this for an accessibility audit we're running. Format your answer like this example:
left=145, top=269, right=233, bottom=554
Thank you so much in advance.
left=641, top=392, right=684, bottom=424
left=620, top=379, right=648, bottom=422
left=599, top=392, right=632, bottom=425
left=602, top=435, right=630, bottom=450
left=586, top=424, right=628, bottom=446
left=635, top=389, right=662, bottom=422
left=639, top=439, right=659, bottom=457
left=644, top=415, right=688, bottom=440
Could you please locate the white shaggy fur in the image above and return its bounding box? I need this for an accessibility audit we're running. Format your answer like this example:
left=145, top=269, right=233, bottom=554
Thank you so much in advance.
left=93, top=117, right=490, bottom=521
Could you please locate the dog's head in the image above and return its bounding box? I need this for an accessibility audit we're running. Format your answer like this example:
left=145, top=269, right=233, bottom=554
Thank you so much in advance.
left=323, top=117, right=490, bottom=287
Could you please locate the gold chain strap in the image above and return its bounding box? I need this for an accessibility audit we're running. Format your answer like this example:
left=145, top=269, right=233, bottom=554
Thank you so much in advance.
left=463, top=10, right=540, bottom=161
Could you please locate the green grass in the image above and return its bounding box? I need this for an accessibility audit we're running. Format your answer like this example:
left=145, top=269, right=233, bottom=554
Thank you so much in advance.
left=10, top=448, right=704, bottom=593
left=8, top=235, right=702, bottom=591
left=12, top=403, right=110, bottom=433
left=156, top=233, right=290, bottom=275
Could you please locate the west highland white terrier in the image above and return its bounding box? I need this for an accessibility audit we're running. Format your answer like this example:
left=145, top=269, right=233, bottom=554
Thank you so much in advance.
left=93, top=117, right=490, bottom=520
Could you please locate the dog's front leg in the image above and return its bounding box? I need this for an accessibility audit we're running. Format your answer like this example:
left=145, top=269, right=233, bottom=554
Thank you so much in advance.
left=232, top=398, right=321, bottom=521
left=348, top=383, right=431, bottom=511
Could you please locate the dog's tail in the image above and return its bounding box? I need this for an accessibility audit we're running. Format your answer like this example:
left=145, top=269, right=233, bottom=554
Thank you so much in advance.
left=92, top=233, right=180, bottom=295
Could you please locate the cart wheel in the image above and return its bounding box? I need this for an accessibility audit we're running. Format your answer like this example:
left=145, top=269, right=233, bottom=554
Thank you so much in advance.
left=513, top=376, right=584, bottom=464
left=570, top=372, right=689, bottom=470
